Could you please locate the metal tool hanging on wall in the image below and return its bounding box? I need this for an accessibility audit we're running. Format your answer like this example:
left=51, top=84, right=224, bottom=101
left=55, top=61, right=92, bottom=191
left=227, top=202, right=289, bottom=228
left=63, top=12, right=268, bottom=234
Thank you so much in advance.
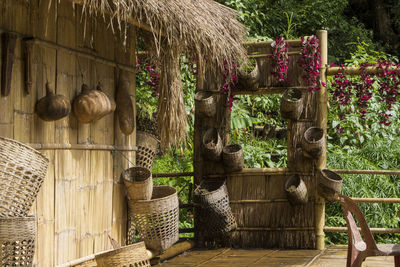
left=1, top=32, right=18, bottom=96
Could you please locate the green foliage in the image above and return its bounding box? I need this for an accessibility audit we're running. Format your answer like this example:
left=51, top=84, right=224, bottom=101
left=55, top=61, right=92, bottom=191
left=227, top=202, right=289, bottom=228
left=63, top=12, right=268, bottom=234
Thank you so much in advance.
left=136, top=66, right=158, bottom=120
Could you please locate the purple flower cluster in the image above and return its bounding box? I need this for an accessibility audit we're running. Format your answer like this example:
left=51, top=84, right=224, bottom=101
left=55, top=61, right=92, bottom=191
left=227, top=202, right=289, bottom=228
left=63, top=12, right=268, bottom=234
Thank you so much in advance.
left=330, top=60, right=400, bottom=126
left=220, top=60, right=238, bottom=110
left=298, top=36, right=322, bottom=91
left=331, top=65, right=354, bottom=107
left=269, top=36, right=290, bottom=83
left=376, top=60, right=400, bottom=125
left=136, top=58, right=161, bottom=97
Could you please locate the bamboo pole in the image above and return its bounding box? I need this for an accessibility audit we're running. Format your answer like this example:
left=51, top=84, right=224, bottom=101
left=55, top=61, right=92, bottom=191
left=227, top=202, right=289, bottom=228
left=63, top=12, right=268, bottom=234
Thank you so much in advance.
left=27, top=143, right=137, bottom=151
left=324, top=226, right=400, bottom=234
left=350, top=197, right=400, bottom=203
left=248, top=51, right=301, bottom=58
left=237, top=227, right=315, bottom=231
left=233, top=86, right=309, bottom=95
left=326, top=66, right=399, bottom=76
left=25, top=38, right=136, bottom=73
left=333, top=169, right=400, bottom=175
left=315, top=30, right=328, bottom=250
left=152, top=172, right=194, bottom=178
left=243, top=38, right=306, bottom=48
left=230, top=199, right=289, bottom=204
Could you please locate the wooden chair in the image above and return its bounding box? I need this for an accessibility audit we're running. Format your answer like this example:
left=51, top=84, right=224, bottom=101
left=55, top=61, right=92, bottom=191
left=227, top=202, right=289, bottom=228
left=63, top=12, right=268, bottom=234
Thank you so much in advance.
left=338, top=194, right=400, bottom=267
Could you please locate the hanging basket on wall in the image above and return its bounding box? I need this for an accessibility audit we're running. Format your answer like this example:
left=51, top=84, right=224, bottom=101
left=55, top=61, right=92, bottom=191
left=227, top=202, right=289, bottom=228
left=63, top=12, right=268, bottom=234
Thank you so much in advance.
left=302, top=127, right=325, bottom=159
left=222, top=144, right=244, bottom=172
left=280, top=88, right=304, bottom=120
left=194, top=91, right=216, bottom=117
left=237, top=60, right=261, bottom=91
left=284, top=174, right=308, bottom=205
left=202, top=128, right=223, bottom=162
left=317, top=169, right=343, bottom=200
left=194, top=179, right=237, bottom=234
left=136, top=131, right=159, bottom=169
left=121, top=167, right=153, bottom=201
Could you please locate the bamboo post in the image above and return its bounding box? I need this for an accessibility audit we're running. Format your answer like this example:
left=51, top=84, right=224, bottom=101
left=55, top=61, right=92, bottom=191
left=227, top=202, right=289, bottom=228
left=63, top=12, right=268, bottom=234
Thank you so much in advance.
left=315, top=30, right=328, bottom=250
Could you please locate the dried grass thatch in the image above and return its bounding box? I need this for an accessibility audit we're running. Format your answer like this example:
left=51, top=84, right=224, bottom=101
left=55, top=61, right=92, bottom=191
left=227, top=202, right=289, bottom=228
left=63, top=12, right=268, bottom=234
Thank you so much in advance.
left=78, top=0, right=248, bottom=149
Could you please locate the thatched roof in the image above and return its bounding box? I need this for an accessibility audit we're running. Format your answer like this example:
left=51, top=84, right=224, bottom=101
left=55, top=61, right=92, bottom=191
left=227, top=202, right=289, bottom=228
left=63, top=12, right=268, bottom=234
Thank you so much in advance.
left=78, top=0, right=248, bottom=149
left=79, top=0, right=247, bottom=68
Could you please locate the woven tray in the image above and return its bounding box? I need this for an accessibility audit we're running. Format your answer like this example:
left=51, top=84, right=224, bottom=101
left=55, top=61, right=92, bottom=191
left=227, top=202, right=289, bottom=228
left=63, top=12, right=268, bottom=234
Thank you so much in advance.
left=0, top=216, right=36, bottom=266
left=128, top=186, right=179, bottom=253
left=0, top=137, right=49, bottom=216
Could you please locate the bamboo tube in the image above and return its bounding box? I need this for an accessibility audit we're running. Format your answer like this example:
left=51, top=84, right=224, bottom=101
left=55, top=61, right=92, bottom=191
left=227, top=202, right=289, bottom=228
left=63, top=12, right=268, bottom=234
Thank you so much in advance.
left=152, top=172, right=194, bottom=178
left=332, top=169, right=400, bottom=175
left=27, top=143, right=138, bottom=151
left=326, top=66, right=399, bottom=76
left=324, top=226, right=400, bottom=234
left=230, top=199, right=289, bottom=204
left=315, top=30, right=328, bottom=251
left=350, top=198, right=400, bottom=203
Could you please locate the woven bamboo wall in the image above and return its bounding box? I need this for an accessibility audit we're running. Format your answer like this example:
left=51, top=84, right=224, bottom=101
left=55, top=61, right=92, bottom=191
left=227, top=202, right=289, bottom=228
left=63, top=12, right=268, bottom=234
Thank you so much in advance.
left=0, top=1, right=136, bottom=266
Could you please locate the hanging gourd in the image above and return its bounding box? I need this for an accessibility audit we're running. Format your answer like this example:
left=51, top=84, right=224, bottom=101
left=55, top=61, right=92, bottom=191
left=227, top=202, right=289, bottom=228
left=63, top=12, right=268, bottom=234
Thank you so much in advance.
left=35, top=82, right=71, bottom=121
left=72, top=83, right=116, bottom=123
left=116, top=75, right=134, bottom=135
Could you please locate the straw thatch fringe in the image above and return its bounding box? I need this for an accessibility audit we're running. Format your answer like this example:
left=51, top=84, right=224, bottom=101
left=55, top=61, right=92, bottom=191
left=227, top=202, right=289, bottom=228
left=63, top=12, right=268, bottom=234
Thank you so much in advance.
left=79, top=0, right=248, bottom=70
left=157, top=46, right=187, bottom=150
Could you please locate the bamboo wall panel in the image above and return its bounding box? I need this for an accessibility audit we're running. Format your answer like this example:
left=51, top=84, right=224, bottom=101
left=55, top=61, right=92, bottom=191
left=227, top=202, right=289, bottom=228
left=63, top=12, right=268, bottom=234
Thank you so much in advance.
left=0, top=1, right=136, bottom=266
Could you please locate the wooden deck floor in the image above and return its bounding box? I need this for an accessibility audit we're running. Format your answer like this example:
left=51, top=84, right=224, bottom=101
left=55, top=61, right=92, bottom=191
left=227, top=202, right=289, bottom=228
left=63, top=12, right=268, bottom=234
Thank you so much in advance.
left=155, top=245, right=395, bottom=266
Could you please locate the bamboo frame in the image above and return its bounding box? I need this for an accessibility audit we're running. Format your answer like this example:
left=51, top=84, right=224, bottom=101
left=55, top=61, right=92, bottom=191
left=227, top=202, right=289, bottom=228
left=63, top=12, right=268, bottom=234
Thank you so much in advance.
left=248, top=51, right=301, bottom=59
left=233, top=86, right=309, bottom=95
left=27, top=143, right=138, bottom=151
left=333, top=169, right=400, bottom=175
left=243, top=38, right=308, bottom=48
left=237, top=227, right=315, bottom=231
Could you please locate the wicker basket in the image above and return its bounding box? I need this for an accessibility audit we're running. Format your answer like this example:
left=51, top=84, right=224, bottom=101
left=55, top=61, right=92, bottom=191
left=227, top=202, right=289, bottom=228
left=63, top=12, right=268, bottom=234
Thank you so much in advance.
left=0, top=216, right=36, bottom=266
left=195, top=91, right=216, bottom=117
left=136, top=131, right=159, bottom=169
left=302, top=127, right=325, bottom=159
left=122, top=167, right=153, bottom=201
left=194, top=179, right=237, bottom=233
left=318, top=169, right=343, bottom=200
left=222, top=144, right=244, bottom=172
left=128, top=186, right=179, bottom=253
left=285, top=174, right=308, bottom=205
left=202, top=128, right=223, bottom=162
left=63, top=242, right=150, bottom=267
left=0, top=137, right=49, bottom=216
left=280, top=88, right=304, bottom=120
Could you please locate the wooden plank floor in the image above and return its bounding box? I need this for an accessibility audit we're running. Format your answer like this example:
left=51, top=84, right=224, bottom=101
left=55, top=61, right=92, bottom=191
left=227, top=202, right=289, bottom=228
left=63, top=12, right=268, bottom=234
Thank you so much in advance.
left=156, top=246, right=395, bottom=266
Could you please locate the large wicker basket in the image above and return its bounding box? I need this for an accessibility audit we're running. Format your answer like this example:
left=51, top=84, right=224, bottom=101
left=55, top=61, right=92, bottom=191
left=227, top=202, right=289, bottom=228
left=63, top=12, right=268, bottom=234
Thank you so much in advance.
left=0, top=137, right=49, bottom=216
left=122, top=167, right=153, bottom=201
left=136, top=131, right=159, bottom=169
left=60, top=242, right=150, bottom=267
left=0, top=216, right=36, bottom=266
left=128, top=186, right=179, bottom=253
left=194, top=179, right=237, bottom=234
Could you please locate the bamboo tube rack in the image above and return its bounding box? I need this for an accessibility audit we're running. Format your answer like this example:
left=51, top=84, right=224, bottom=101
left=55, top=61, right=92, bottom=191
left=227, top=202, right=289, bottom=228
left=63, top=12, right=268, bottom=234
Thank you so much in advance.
left=27, top=143, right=138, bottom=152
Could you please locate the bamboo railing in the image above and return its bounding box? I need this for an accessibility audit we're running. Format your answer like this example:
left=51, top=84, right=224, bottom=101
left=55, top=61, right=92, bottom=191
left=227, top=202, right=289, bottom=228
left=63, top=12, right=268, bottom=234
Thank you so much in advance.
left=156, top=169, right=400, bottom=235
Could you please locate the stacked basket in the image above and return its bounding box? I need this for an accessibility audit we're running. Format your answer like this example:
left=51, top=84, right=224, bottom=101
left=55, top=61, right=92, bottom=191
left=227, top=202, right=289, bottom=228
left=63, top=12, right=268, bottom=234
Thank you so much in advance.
left=0, top=137, right=49, bottom=265
left=124, top=134, right=179, bottom=253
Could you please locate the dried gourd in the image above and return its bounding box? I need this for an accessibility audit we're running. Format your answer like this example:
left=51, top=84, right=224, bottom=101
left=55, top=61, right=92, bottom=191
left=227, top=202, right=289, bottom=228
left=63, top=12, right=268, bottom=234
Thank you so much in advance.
left=35, top=82, right=71, bottom=121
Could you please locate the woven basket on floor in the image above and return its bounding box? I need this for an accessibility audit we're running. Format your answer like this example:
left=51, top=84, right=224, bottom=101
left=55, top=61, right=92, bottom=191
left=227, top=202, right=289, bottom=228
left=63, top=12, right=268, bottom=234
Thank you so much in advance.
left=136, top=131, right=159, bottom=169
left=0, top=216, right=36, bottom=266
left=0, top=137, right=49, bottom=216
left=128, top=186, right=179, bottom=253
left=63, top=241, right=150, bottom=267
left=122, top=167, right=153, bottom=201
left=194, top=179, right=237, bottom=233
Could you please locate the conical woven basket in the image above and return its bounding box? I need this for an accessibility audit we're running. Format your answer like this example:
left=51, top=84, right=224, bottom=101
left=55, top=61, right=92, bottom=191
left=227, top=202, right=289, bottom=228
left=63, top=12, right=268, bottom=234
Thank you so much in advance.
left=0, top=137, right=49, bottom=216
left=0, top=216, right=36, bottom=266
left=128, top=186, right=179, bottom=253
left=136, top=131, right=159, bottom=169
